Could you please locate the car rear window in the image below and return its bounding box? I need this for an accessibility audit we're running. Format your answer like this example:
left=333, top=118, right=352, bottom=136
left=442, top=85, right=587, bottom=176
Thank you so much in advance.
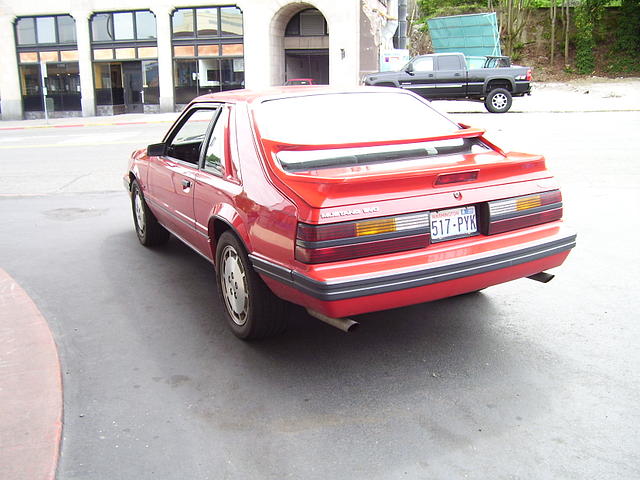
left=255, top=91, right=458, bottom=145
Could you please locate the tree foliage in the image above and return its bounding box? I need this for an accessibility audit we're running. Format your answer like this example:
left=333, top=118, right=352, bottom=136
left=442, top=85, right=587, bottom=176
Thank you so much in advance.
left=575, top=0, right=607, bottom=74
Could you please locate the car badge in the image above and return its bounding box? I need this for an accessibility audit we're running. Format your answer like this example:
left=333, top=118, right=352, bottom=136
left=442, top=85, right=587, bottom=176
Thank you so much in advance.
left=453, top=191, right=462, bottom=200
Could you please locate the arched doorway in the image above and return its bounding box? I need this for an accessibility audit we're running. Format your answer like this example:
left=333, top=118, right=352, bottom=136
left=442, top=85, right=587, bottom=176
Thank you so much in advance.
left=270, top=4, right=329, bottom=85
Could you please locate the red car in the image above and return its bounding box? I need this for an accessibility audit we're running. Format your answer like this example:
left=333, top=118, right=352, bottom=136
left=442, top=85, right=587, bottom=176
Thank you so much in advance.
left=125, top=87, right=576, bottom=339
left=284, top=78, right=316, bottom=86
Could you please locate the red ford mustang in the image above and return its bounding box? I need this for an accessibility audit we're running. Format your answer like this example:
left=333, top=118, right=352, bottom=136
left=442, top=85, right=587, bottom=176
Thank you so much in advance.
left=125, top=86, right=576, bottom=339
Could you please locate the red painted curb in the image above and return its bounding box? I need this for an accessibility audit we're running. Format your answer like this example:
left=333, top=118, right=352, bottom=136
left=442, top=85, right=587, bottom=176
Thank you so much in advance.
left=0, top=269, right=62, bottom=480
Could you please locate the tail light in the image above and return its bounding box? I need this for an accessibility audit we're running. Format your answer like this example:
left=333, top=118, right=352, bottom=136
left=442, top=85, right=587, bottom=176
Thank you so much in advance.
left=487, top=190, right=562, bottom=235
left=526, top=69, right=532, bottom=81
left=296, top=212, right=430, bottom=264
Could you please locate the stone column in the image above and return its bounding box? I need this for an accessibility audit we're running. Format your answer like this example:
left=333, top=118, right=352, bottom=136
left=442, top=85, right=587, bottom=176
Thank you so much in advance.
left=0, top=14, right=23, bottom=120
left=152, top=5, right=174, bottom=113
left=242, top=4, right=272, bottom=89
left=71, top=9, right=96, bottom=117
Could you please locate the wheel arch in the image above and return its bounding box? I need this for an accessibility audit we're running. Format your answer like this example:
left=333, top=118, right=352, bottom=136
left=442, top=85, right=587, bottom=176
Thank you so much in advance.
left=207, top=205, right=251, bottom=265
left=483, top=77, right=515, bottom=94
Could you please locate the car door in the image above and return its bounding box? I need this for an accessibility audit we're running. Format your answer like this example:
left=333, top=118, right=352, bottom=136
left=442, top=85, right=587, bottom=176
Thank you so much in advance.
left=434, top=55, right=467, bottom=97
left=400, top=56, right=438, bottom=98
left=193, top=105, right=243, bottom=261
left=147, top=107, right=219, bottom=248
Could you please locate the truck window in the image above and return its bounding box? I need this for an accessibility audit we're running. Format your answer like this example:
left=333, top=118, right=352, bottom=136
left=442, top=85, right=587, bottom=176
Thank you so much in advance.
left=412, top=57, right=434, bottom=72
left=438, top=55, right=463, bottom=70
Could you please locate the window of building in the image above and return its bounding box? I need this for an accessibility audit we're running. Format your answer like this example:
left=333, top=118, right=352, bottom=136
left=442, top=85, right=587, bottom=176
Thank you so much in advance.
left=15, top=15, right=80, bottom=114
left=91, top=11, right=156, bottom=42
left=171, top=6, right=244, bottom=105
left=172, top=6, right=243, bottom=38
left=15, top=15, right=76, bottom=45
left=90, top=11, right=158, bottom=113
left=136, top=11, right=156, bottom=40
left=285, top=9, right=328, bottom=37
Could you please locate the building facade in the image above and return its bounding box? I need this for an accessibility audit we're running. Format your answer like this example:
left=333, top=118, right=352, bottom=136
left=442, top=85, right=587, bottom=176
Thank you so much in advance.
left=0, top=0, right=395, bottom=120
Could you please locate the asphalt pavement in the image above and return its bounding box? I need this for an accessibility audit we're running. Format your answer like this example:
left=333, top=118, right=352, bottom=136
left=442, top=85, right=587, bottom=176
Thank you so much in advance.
left=1, top=81, right=639, bottom=479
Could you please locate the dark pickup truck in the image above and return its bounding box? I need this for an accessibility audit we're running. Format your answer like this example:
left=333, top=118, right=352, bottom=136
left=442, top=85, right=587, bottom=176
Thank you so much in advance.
left=362, top=53, right=532, bottom=113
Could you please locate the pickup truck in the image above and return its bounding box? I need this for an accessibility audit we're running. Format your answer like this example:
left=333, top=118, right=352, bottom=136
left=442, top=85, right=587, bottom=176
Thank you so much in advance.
left=362, top=52, right=532, bottom=113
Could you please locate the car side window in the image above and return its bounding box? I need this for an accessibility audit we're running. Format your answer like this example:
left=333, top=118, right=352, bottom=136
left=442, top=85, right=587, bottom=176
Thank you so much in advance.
left=202, top=107, right=229, bottom=175
left=166, top=108, right=218, bottom=165
left=438, top=55, right=463, bottom=70
left=412, top=57, right=434, bottom=72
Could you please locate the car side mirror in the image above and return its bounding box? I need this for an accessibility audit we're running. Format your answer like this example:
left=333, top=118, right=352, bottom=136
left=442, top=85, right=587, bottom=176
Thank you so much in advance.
left=147, top=143, right=166, bottom=156
left=405, top=64, right=414, bottom=75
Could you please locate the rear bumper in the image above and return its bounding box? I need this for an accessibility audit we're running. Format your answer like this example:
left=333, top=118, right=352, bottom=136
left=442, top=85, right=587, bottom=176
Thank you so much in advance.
left=513, top=81, right=531, bottom=96
left=251, top=223, right=576, bottom=318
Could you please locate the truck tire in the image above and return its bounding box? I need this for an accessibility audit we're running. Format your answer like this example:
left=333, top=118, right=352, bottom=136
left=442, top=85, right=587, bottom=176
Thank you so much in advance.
left=484, top=88, right=512, bottom=113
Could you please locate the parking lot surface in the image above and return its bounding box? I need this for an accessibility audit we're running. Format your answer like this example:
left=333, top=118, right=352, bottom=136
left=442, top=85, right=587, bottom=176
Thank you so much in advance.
left=1, top=88, right=639, bottom=478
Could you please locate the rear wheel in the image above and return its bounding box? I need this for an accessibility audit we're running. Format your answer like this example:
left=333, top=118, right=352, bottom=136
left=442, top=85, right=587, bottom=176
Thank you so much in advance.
left=215, top=231, right=287, bottom=340
left=484, top=88, right=512, bottom=113
left=131, top=180, right=169, bottom=246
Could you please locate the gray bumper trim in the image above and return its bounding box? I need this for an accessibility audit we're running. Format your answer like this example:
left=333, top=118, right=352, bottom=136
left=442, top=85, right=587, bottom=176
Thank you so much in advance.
left=250, top=233, right=576, bottom=302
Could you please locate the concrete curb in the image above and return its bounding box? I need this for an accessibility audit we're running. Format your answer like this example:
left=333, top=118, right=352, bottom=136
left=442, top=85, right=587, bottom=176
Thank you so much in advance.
left=0, top=268, right=62, bottom=480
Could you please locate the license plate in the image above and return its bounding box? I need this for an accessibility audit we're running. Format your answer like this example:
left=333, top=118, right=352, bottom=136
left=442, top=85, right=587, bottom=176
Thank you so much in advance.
left=430, top=206, right=478, bottom=242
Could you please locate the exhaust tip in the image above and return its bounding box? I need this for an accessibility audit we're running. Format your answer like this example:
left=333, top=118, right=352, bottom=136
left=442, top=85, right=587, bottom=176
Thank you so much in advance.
left=527, top=271, right=555, bottom=283
left=306, top=309, right=359, bottom=333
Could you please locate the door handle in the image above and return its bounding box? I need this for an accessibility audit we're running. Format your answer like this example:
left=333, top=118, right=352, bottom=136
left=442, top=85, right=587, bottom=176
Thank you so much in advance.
left=181, top=179, right=191, bottom=189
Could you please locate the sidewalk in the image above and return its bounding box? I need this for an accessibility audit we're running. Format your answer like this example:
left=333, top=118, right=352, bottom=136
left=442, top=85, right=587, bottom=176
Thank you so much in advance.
left=0, top=269, right=62, bottom=480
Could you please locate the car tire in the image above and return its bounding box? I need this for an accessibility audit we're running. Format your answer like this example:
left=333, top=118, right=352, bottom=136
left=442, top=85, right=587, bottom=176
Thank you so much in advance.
left=215, top=231, right=287, bottom=340
left=131, top=180, right=170, bottom=246
left=484, top=88, right=512, bottom=113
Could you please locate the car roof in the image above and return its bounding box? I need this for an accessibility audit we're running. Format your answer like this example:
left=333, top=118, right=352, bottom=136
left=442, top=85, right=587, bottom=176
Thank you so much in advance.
left=191, top=85, right=416, bottom=105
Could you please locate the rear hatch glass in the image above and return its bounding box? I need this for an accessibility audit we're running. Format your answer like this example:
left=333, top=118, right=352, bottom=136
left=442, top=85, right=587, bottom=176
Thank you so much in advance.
left=255, top=91, right=459, bottom=145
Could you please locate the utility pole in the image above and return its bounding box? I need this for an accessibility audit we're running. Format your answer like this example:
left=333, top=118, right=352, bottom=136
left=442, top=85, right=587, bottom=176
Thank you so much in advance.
left=398, top=0, right=408, bottom=49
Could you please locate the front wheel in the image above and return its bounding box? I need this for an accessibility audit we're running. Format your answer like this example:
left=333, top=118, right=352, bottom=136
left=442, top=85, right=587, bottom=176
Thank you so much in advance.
left=131, top=180, right=170, bottom=246
left=215, top=231, right=287, bottom=340
left=484, top=88, right=512, bottom=113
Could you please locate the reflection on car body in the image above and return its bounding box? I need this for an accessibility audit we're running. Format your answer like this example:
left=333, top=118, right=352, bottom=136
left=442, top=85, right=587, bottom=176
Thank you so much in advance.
left=125, top=86, right=576, bottom=340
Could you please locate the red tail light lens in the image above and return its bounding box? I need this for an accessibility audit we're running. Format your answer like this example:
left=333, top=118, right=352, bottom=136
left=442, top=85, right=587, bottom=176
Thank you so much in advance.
left=487, top=190, right=562, bottom=235
left=526, top=69, right=532, bottom=81
left=296, top=212, right=430, bottom=264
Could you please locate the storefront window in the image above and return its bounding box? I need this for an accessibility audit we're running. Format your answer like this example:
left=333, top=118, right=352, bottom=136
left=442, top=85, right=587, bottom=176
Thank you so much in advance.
left=36, top=17, right=56, bottom=43
left=171, top=6, right=244, bottom=106
left=172, top=6, right=243, bottom=38
left=57, top=16, right=76, bottom=43
left=173, top=58, right=244, bottom=104
left=172, top=10, right=194, bottom=38
left=174, top=59, right=199, bottom=104
left=136, top=11, right=156, bottom=40
left=220, top=7, right=243, bottom=36
left=92, top=11, right=156, bottom=42
left=113, top=13, right=134, bottom=40
left=92, top=13, right=110, bottom=42
left=44, top=63, right=81, bottom=111
left=16, top=18, right=36, bottom=44
left=197, top=9, right=218, bottom=36
left=94, top=63, right=124, bottom=105
left=19, top=64, right=43, bottom=111
left=16, top=15, right=76, bottom=45
left=142, top=60, right=160, bottom=104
